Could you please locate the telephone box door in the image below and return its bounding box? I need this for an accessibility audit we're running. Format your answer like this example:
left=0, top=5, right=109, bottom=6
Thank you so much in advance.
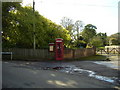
left=55, top=38, right=64, bottom=60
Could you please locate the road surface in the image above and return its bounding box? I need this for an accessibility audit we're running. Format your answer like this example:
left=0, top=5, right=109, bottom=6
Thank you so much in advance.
left=2, top=60, right=120, bottom=89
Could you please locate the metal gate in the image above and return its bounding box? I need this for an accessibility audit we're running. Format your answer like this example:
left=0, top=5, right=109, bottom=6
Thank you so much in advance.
left=96, top=47, right=120, bottom=61
left=96, top=48, right=120, bottom=55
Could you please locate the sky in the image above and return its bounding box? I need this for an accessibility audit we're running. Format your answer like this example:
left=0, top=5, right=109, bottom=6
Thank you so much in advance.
left=22, top=0, right=119, bottom=36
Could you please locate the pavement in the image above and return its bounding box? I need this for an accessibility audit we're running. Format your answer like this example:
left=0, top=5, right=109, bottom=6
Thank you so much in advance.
left=2, top=59, right=120, bottom=89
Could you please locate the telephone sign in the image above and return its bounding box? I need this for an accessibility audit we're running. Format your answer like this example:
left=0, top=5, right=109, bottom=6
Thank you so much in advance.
left=49, top=43, right=54, bottom=52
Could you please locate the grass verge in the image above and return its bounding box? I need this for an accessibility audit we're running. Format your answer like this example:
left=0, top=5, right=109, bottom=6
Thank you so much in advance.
left=2, top=54, right=108, bottom=62
left=61, top=54, right=107, bottom=62
left=75, top=54, right=107, bottom=61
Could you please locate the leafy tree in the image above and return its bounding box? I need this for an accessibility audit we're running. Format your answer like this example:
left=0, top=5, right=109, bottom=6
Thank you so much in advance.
left=90, top=36, right=103, bottom=47
left=108, top=33, right=120, bottom=45
left=2, top=2, right=22, bottom=48
left=2, top=2, right=71, bottom=49
left=60, top=17, right=74, bottom=39
left=73, top=20, right=84, bottom=40
left=97, top=32, right=107, bottom=46
left=81, top=24, right=97, bottom=43
left=74, top=40, right=87, bottom=48
left=110, top=38, right=118, bottom=45
left=78, top=35, right=84, bottom=40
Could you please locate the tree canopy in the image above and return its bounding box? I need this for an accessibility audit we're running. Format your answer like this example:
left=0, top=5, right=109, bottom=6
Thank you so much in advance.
left=108, top=33, right=120, bottom=45
left=2, top=2, right=71, bottom=48
left=81, top=24, right=97, bottom=43
left=3, top=2, right=116, bottom=49
left=60, top=17, right=74, bottom=39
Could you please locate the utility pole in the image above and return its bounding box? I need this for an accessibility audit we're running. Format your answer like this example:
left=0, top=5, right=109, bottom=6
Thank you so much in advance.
left=33, top=0, right=36, bottom=50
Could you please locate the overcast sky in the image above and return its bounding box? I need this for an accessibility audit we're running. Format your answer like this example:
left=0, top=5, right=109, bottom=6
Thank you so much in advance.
left=22, top=0, right=119, bottom=36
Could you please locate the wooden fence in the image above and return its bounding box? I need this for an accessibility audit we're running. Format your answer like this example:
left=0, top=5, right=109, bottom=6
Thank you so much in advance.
left=2, top=48, right=96, bottom=60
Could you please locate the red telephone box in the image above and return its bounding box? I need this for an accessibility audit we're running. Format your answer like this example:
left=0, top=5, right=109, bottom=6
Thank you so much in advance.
left=55, top=38, right=64, bottom=60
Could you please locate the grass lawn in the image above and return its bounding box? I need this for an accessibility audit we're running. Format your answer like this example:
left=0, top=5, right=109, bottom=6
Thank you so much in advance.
left=3, top=54, right=108, bottom=62
left=61, top=54, right=107, bottom=62
left=74, top=54, right=107, bottom=61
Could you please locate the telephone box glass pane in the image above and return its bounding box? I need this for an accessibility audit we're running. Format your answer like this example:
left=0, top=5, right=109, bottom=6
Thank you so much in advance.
left=57, top=43, right=61, bottom=58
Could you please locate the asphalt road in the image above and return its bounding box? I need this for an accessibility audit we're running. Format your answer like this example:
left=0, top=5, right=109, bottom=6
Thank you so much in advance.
left=2, top=61, right=120, bottom=88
